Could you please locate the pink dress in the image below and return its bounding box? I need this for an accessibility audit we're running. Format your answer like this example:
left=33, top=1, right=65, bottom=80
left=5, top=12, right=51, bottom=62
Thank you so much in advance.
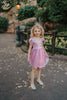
left=29, top=37, right=49, bottom=69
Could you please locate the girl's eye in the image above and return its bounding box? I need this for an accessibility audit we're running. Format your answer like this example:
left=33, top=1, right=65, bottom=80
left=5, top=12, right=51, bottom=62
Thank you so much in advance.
left=34, top=30, right=37, bottom=32
left=38, top=31, right=40, bottom=32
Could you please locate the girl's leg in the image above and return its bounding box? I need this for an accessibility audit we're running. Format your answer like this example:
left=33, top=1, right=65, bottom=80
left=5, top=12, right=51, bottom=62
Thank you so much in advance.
left=37, top=67, right=41, bottom=81
left=37, top=67, right=43, bottom=85
left=31, top=67, right=36, bottom=85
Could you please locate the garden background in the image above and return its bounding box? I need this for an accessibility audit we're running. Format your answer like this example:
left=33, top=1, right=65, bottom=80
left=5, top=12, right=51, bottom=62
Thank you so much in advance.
left=0, top=0, right=67, bottom=55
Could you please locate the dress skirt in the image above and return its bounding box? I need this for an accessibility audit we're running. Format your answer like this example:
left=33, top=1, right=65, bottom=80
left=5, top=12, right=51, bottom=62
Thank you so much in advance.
left=29, top=47, right=49, bottom=69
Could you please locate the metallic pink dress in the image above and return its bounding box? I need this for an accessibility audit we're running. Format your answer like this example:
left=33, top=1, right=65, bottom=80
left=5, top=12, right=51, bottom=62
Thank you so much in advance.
left=29, top=37, right=49, bottom=69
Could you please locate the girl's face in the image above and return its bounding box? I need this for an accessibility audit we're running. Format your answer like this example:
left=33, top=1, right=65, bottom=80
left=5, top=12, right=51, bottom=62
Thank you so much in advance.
left=34, top=28, right=41, bottom=37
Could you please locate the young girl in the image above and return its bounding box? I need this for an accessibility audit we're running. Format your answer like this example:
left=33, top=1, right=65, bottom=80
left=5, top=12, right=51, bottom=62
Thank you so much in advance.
left=28, top=23, right=49, bottom=90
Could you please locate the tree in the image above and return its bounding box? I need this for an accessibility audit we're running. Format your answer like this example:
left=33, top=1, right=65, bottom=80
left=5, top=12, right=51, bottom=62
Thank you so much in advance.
left=35, top=8, right=49, bottom=22
left=45, top=0, right=67, bottom=23
left=37, top=0, right=67, bottom=23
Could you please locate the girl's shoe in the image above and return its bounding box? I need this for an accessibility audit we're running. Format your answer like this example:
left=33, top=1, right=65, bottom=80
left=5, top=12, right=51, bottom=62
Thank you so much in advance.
left=37, top=80, right=43, bottom=85
left=31, top=84, right=36, bottom=90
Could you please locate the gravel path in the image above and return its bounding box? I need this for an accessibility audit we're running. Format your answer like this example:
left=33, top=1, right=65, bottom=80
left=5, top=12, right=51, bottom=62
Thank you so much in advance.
left=0, top=34, right=67, bottom=100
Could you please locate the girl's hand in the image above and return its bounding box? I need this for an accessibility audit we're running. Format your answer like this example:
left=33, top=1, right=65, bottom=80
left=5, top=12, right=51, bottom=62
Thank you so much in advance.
left=27, top=57, right=30, bottom=63
left=46, top=55, right=49, bottom=58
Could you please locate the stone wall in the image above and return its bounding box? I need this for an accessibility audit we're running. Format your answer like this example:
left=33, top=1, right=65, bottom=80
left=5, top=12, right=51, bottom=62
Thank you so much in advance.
left=0, top=1, right=37, bottom=33
left=7, top=22, right=15, bottom=34
left=6, top=17, right=37, bottom=33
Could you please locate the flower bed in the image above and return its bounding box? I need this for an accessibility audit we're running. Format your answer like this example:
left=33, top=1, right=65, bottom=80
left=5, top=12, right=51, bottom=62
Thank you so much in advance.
left=44, top=36, right=67, bottom=55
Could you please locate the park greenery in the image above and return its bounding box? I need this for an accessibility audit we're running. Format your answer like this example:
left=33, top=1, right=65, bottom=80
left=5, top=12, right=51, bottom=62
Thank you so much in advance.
left=0, top=0, right=28, bottom=12
left=44, top=36, right=67, bottom=55
left=0, top=0, right=67, bottom=24
left=0, top=16, right=9, bottom=31
left=0, top=0, right=67, bottom=55
left=0, top=0, right=14, bottom=12
left=37, top=0, right=67, bottom=23
left=18, top=6, right=37, bottom=21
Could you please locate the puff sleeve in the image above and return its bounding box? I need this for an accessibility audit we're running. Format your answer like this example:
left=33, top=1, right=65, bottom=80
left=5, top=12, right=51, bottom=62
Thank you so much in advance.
left=29, top=38, right=34, bottom=45
left=41, top=37, right=44, bottom=42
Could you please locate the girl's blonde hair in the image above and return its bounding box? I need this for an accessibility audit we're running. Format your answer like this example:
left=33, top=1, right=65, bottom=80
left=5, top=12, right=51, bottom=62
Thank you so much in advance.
left=30, top=23, right=44, bottom=38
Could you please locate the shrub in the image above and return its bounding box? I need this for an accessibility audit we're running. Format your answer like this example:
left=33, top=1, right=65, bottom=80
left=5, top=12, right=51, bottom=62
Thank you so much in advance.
left=0, top=16, right=9, bottom=31
left=45, top=46, right=52, bottom=53
left=35, top=8, right=49, bottom=22
left=37, top=0, right=67, bottom=24
left=37, top=0, right=46, bottom=7
left=44, top=35, right=67, bottom=55
left=17, top=8, right=24, bottom=21
left=55, top=49, right=67, bottom=55
left=45, top=0, right=67, bottom=23
left=18, top=6, right=37, bottom=21
left=51, top=24, right=67, bottom=40
left=23, top=22, right=35, bottom=28
left=51, top=24, right=67, bottom=33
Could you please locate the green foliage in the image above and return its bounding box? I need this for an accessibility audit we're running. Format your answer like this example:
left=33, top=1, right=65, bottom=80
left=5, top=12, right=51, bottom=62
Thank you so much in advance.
left=37, top=0, right=41, bottom=4
left=37, top=0, right=46, bottom=7
left=23, top=22, right=35, bottom=27
left=35, top=8, right=49, bottom=22
left=37, top=0, right=67, bottom=24
left=0, top=0, right=4, bottom=12
left=52, top=24, right=67, bottom=32
left=0, top=0, right=14, bottom=12
left=0, top=16, right=9, bottom=31
left=51, top=24, right=67, bottom=35
left=45, top=46, right=52, bottom=53
left=45, top=0, right=67, bottom=23
left=55, top=49, right=67, bottom=55
left=18, top=6, right=37, bottom=21
left=17, top=8, right=24, bottom=21
left=22, top=22, right=35, bottom=32
left=45, top=45, right=67, bottom=55
left=21, top=0, right=28, bottom=4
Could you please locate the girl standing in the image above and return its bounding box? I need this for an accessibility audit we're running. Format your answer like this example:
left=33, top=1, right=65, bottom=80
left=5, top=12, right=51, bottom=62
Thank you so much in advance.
left=28, top=23, right=49, bottom=90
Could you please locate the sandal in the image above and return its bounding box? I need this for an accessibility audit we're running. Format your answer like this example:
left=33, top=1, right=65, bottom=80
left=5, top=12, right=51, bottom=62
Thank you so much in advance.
left=31, top=84, right=36, bottom=90
left=37, top=80, right=43, bottom=85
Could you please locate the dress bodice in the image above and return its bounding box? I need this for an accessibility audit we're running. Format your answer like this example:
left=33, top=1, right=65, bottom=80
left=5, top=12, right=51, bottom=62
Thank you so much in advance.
left=29, top=37, right=44, bottom=49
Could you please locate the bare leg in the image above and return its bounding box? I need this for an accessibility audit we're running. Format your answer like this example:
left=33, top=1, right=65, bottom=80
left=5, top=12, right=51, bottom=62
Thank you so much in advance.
left=31, top=67, right=36, bottom=85
left=37, top=68, right=43, bottom=85
left=37, top=68, right=41, bottom=81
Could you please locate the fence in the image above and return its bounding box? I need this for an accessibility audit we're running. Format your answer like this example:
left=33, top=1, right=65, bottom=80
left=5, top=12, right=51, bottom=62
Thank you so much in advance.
left=26, top=30, right=67, bottom=55
left=44, top=31, right=67, bottom=55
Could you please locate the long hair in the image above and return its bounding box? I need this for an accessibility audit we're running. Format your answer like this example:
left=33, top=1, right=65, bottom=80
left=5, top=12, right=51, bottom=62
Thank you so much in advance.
left=30, top=23, right=44, bottom=38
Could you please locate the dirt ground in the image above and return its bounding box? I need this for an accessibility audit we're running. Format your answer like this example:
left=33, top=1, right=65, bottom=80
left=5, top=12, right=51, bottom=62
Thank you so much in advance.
left=0, top=34, right=67, bottom=100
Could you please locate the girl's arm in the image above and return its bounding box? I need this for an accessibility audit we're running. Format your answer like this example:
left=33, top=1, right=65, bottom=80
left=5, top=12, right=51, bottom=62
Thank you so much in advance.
left=27, top=44, right=33, bottom=62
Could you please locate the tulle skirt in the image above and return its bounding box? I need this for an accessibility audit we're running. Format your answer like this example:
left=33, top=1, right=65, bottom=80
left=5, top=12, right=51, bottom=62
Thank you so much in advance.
left=29, top=47, right=49, bottom=69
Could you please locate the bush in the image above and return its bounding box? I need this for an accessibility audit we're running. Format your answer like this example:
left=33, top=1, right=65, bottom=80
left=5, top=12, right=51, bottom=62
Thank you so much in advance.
left=45, top=45, right=67, bottom=55
left=45, top=46, right=52, bottom=53
left=18, top=6, right=37, bottom=21
left=35, top=8, right=49, bottom=22
left=44, top=35, right=67, bottom=55
left=23, top=22, right=35, bottom=28
left=17, top=8, right=24, bottom=21
left=0, top=16, right=9, bottom=31
left=37, top=0, right=46, bottom=7
left=51, top=24, right=67, bottom=38
left=45, top=0, right=67, bottom=23
left=52, top=24, right=67, bottom=32
left=55, top=49, right=67, bottom=55
left=37, top=0, right=67, bottom=24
